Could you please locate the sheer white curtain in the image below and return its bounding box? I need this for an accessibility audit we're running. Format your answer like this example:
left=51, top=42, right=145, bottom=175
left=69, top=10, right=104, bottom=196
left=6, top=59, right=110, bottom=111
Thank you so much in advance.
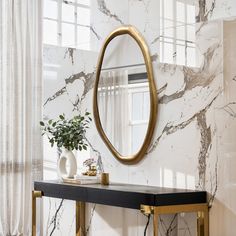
left=98, top=70, right=130, bottom=155
left=0, top=1, right=43, bottom=235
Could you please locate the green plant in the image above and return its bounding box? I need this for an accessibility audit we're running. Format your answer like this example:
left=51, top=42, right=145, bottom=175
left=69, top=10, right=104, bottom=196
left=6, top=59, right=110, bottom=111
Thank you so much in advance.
left=40, top=112, right=92, bottom=151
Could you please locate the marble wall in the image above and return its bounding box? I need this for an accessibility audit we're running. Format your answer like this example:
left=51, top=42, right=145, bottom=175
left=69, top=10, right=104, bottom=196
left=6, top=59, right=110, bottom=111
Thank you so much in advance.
left=42, top=0, right=236, bottom=235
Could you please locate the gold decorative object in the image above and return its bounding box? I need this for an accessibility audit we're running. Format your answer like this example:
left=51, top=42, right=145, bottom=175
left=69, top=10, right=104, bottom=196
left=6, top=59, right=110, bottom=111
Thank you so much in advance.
left=93, top=25, right=158, bottom=164
left=82, top=165, right=97, bottom=176
left=101, top=172, right=109, bottom=185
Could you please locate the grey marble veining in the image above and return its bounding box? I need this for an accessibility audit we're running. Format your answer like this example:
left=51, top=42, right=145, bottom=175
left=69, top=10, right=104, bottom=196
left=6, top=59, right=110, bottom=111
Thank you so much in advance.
left=43, top=70, right=95, bottom=109
left=159, top=43, right=221, bottom=105
left=196, top=0, right=216, bottom=22
left=148, top=93, right=219, bottom=154
left=65, top=71, right=95, bottom=110
left=196, top=111, right=212, bottom=190
left=44, top=86, right=67, bottom=107
left=219, top=102, right=236, bottom=118
left=45, top=199, right=65, bottom=236
left=89, top=25, right=102, bottom=40
left=64, top=48, right=76, bottom=65
left=97, top=0, right=124, bottom=24
left=207, top=154, right=218, bottom=207
left=85, top=204, right=96, bottom=235
left=159, top=214, right=177, bottom=236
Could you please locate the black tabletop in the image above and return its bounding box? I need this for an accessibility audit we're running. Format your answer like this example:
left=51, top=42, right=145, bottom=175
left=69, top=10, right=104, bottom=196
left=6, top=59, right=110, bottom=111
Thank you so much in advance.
left=34, top=180, right=207, bottom=210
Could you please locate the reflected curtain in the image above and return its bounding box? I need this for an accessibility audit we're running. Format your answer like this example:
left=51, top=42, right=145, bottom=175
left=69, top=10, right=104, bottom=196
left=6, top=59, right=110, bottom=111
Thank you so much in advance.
left=98, top=70, right=130, bottom=155
left=0, top=0, right=43, bottom=235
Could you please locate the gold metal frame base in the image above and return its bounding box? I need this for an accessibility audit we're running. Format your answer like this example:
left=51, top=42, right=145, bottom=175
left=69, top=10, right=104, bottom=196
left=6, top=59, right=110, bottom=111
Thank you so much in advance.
left=32, top=191, right=42, bottom=236
left=140, top=203, right=209, bottom=236
left=32, top=191, right=86, bottom=236
left=76, top=201, right=85, bottom=236
left=32, top=191, right=208, bottom=236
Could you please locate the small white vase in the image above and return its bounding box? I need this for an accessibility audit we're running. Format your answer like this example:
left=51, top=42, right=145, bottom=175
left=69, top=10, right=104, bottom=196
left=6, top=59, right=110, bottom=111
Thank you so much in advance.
left=58, top=148, right=77, bottom=178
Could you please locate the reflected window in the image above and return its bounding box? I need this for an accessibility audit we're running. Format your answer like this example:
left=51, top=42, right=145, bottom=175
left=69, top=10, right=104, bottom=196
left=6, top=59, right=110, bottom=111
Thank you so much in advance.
left=160, top=0, right=196, bottom=67
left=43, top=0, right=91, bottom=50
left=97, top=71, right=150, bottom=156
left=128, top=73, right=149, bottom=154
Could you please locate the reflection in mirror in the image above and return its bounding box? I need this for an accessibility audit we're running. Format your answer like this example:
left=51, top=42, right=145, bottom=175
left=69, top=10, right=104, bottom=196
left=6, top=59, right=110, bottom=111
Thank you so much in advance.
left=97, top=35, right=150, bottom=157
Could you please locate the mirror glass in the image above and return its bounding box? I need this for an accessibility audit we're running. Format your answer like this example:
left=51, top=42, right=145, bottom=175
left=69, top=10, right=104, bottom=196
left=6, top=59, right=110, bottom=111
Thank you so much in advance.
left=97, top=34, right=150, bottom=157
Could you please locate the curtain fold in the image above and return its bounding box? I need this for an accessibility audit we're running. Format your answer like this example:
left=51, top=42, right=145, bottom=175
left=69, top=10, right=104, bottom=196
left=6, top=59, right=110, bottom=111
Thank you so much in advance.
left=0, top=0, right=43, bottom=235
left=98, top=70, right=130, bottom=155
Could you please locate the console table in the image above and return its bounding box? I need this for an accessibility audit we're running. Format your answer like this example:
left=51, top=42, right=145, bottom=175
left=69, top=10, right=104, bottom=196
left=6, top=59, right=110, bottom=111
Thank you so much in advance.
left=32, top=180, right=208, bottom=236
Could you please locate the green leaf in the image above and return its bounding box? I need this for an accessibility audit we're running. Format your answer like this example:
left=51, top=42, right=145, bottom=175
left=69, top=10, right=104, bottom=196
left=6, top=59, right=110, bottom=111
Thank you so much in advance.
left=58, top=142, right=63, bottom=147
left=59, top=114, right=65, bottom=120
left=41, top=112, right=92, bottom=151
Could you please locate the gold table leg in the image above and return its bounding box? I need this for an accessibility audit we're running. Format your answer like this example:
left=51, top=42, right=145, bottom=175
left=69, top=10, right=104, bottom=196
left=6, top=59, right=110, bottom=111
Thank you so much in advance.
left=32, top=190, right=42, bottom=236
left=197, top=208, right=209, bottom=236
left=153, top=207, right=158, bottom=236
left=141, top=203, right=209, bottom=236
left=76, top=201, right=85, bottom=236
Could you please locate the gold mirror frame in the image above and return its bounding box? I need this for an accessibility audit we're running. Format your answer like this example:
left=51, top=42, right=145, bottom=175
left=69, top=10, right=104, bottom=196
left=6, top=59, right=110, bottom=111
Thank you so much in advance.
left=93, top=25, right=158, bottom=164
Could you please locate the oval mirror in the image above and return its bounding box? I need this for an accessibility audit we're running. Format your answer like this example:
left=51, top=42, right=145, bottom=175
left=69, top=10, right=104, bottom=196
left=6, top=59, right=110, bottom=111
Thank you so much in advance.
left=93, top=25, right=157, bottom=164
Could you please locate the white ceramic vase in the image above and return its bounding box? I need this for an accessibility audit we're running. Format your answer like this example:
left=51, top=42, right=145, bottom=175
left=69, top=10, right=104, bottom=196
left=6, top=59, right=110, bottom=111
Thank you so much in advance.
left=58, top=148, right=77, bottom=178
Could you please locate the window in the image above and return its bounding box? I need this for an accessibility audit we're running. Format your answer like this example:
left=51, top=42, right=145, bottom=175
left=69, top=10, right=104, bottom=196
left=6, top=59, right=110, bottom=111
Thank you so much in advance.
left=43, top=0, right=91, bottom=50
left=159, top=0, right=197, bottom=67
